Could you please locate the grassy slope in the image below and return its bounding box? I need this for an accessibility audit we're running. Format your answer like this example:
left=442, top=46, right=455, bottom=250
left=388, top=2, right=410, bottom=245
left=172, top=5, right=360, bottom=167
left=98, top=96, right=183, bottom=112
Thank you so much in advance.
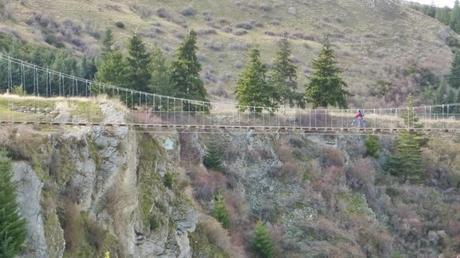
left=1, top=0, right=457, bottom=107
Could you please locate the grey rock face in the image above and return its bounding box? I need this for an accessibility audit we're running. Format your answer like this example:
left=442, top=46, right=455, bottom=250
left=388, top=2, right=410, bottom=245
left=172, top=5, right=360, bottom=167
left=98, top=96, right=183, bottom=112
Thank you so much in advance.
left=12, top=100, right=197, bottom=258
left=12, top=162, right=60, bottom=258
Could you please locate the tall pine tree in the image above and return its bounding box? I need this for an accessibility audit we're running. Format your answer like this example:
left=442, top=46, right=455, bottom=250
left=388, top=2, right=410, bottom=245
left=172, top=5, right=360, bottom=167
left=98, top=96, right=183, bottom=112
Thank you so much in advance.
left=449, top=51, right=460, bottom=89
left=436, top=79, right=448, bottom=104
left=401, top=95, right=423, bottom=128
left=0, top=150, right=27, bottom=258
left=95, top=51, right=126, bottom=86
left=212, top=193, right=230, bottom=229
left=386, top=131, right=424, bottom=183
left=450, top=0, right=460, bottom=33
left=251, top=221, right=275, bottom=258
left=447, top=89, right=456, bottom=113
left=271, top=36, right=302, bottom=108
left=236, top=48, right=277, bottom=113
left=203, top=140, right=224, bottom=171
left=436, top=7, right=451, bottom=25
left=305, top=39, right=349, bottom=108
left=126, top=35, right=151, bottom=92
left=149, top=47, right=171, bottom=95
left=102, top=29, right=114, bottom=56
left=169, top=30, right=208, bottom=104
left=80, top=56, right=97, bottom=80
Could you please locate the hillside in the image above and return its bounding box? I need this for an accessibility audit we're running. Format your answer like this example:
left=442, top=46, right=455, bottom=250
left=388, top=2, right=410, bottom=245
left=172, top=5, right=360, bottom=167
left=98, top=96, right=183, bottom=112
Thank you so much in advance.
left=0, top=0, right=457, bottom=107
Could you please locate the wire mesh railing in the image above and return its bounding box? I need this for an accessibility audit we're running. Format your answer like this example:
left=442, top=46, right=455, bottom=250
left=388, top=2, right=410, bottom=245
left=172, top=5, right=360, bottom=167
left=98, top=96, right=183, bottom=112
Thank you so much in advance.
left=1, top=53, right=460, bottom=132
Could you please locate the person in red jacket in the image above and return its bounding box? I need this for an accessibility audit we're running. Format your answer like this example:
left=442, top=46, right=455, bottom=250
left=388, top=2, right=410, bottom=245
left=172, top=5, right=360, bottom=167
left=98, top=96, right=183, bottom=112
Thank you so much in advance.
left=354, top=110, right=364, bottom=127
left=355, top=110, right=363, bottom=120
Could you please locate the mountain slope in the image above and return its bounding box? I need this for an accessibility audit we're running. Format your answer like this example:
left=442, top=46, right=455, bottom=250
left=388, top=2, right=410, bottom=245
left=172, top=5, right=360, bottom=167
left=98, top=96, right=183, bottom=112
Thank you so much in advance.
left=0, top=0, right=457, bottom=107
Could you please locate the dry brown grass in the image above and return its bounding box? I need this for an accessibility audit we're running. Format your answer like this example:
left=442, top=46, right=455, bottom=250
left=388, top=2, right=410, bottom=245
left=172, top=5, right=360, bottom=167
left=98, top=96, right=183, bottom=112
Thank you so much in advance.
left=197, top=215, right=238, bottom=257
left=188, top=165, right=227, bottom=202
left=347, top=158, right=376, bottom=189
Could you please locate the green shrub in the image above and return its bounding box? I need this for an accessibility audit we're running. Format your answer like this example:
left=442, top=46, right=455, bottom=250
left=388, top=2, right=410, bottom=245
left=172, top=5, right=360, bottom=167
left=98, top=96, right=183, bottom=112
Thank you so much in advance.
left=149, top=214, right=160, bottom=231
left=339, top=192, right=373, bottom=216
left=364, top=135, right=380, bottom=158
left=44, top=32, right=65, bottom=48
left=302, top=170, right=311, bottom=182
left=212, top=194, right=230, bottom=229
left=163, top=172, right=175, bottom=189
left=11, top=85, right=25, bottom=96
left=115, top=21, right=125, bottom=29
left=251, top=221, right=274, bottom=258
left=0, top=150, right=27, bottom=258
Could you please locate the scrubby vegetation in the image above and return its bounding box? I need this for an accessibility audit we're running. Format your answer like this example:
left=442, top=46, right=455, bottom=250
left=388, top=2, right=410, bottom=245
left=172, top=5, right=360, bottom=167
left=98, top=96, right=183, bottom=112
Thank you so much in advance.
left=189, top=221, right=231, bottom=258
left=181, top=130, right=460, bottom=257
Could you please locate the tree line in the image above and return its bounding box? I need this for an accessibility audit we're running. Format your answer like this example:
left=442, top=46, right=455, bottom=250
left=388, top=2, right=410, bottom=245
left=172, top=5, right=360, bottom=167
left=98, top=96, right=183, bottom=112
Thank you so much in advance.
left=97, top=29, right=349, bottom=112
left=435, top=50, right=460, bottom=107
left=0, top=33, right=97, bottom=86
left=236, top=36, right=348, bottom=112
left=96, top=29, right=209, bottom=103
left=409, top=0, right=460, bottom=34
left=0, top=28, right=349, bottom=112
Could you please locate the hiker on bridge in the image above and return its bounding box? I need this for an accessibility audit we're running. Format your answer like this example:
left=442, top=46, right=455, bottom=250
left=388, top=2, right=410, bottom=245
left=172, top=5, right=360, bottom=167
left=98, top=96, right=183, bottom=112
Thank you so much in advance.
left=354, top=110, right=365, bottom=128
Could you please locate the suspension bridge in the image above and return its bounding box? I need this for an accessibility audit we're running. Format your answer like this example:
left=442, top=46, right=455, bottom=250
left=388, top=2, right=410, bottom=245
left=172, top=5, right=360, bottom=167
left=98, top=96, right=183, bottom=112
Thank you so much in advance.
left=0, top=53, right=460, bottom=135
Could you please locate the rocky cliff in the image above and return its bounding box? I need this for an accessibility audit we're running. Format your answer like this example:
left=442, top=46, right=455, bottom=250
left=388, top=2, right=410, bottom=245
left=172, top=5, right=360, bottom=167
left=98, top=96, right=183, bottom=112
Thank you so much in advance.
left=4, top=98, right=460, bottom=257
left=5, top=99, right=197, bottom=258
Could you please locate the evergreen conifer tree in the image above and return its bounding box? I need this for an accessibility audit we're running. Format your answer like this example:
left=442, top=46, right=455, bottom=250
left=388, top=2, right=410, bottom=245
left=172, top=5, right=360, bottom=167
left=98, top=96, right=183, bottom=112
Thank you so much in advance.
left=203, top=141, right=223, bottom=171
left=211, top=193, right=230, bottom=229
left=149, top=47, right=171, bottom=95
left=126, top=35, right=151, bottom=92
left=447, top=89, right=456, bottom=113
left=169, top=30, right=208, bottom=105
left=364, top=135, right=380, bottom=159
left=451, top=0, right=460, bottom=33
left=449, top=51, right=460, bottom=89
left=80, top=57, right=97, bottom=80
left=251, top=221, right=274, bottom=258
left=102, top=29, right=114, bottom=56
left=401, top=95, right=423, bottom=128
left=436, top=79, right=448, bottom=104
left=305, top=39, right=349, bottom=108
left=423, top=2, right=436, bottom=17
left=0, top=150, right=27, bottom=258
left=95, top=51, right=126, bottom=86
left=386, top=131, right=424, bottom=183
left=436, top=7, right=451, bottom=25
left=271, top=36, right=302, bottom=108
left=236, top=48, right=277, bottom=112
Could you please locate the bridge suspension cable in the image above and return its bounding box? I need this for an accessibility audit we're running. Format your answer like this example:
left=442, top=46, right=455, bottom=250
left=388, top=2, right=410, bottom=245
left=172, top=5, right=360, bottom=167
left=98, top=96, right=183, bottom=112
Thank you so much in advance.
left=1, top=53, right=460, bottom=134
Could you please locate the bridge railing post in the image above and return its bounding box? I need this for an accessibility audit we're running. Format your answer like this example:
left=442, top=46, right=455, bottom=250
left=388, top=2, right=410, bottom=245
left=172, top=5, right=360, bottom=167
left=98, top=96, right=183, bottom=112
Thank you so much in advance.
left=298, top=105, right=301, bottom=128
left=314, top=109, right=317, bottom=128
left=341, top=109, right=343, bottom=129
